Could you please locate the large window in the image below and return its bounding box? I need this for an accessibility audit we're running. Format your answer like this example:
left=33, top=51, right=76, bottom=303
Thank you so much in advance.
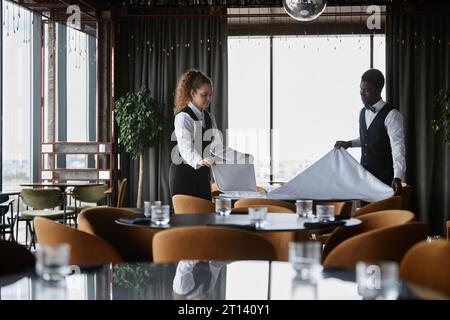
left=228, top=35, right=385, bottom=184
left=228, top=38, right=271, bottom=182
left=1, top=2, right=100, bottom=189
left=2, top=1, right=34, bottom=191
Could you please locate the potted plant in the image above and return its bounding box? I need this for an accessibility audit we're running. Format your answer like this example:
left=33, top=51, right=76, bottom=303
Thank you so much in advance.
left=431, top=88, right=450, bottom=144
left=115, top=86, right=164, bottom=208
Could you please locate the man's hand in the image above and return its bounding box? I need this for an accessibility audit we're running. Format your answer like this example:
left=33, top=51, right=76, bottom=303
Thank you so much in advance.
left=198, top=157, right=215, bottom=168
left=334, top=141, right=352, bottom=149
left=392, top=178, right=403, bottom=195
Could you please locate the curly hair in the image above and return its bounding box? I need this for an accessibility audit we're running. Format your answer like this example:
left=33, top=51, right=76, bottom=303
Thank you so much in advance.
left=174, top=69, right=212, bottom=115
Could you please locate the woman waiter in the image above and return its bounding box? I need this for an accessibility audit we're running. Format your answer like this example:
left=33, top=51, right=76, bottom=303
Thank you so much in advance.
left=170, top=69, right=218, bottom=201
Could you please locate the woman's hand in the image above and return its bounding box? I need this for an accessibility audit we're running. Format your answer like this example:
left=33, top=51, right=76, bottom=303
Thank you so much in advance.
left=197, top=157, right=215, bottom=168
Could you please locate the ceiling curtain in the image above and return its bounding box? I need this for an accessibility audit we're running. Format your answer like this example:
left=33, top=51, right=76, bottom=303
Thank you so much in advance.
left=115, top=11, right=228, bottom=206
left=386, top=5, right=450, bottom=234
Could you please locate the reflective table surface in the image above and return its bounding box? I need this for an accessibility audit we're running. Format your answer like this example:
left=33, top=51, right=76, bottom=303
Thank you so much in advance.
left=0, top=261, right=447, bottom=300
left=116, top=213, right=361, bottom=232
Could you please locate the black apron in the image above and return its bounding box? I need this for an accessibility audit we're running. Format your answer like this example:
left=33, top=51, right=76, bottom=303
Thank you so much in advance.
left=169, top=106, right=213, bottom=201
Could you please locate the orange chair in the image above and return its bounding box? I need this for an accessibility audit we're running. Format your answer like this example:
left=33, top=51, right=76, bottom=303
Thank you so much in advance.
left=210, top=182, right=221, bottom=198
left=152, top=226, right=277, bottom=263
left=322, top=210, right=416, bottom=260
left=172, top=195, right=215, bottom=214
left=256, top=186, right=268, bottom=194
left=232, top=205, right=295, bottom=261
left=352, top=196, right=403, bottom=218
left=234, top=198, right=296, bottom=212
left=34, top=217, right=123, bottom=266
left=78, top=207, right=158, bottom=262
left=0, top=239, right=35, bottom=277
left=116, top=178, right=128, bottom=208
left=400, top=240, right=450, bottom=296
left=323, top=222, right=428, bottom=270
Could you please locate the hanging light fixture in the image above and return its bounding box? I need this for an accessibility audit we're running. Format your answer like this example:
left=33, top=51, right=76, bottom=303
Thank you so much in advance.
left=283, top=0, right=327, bottom=22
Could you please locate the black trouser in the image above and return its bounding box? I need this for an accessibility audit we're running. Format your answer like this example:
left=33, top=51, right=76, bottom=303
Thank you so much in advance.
left=169, top=163, right=211, bottom=201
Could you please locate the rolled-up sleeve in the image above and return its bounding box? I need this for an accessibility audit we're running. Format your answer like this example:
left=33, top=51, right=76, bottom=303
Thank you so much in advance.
left=385, top=110, right=406, bottom=181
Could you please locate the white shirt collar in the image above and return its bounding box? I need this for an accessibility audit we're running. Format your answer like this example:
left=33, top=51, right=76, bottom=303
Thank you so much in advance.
left=188, top=101, right=204, bottom=120
left=371, top=99, right=386, bottom=113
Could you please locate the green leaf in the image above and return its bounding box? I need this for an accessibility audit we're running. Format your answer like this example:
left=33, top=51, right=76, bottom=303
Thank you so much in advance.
left=115, top=86, right=166, bottom=159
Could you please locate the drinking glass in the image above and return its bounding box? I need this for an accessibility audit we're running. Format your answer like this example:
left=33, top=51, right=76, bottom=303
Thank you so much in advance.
left=151, top=204, right=171, bottom=225
left=316, top=205, right=335, bottom=222
left=35, top=244, right=70, bottom=282
left=144, top=201, right=151, bottom=217
left=289, top=241, right=322, bottom=281
left=215, top=198, right=231, bottom=216
left=296, top=200, right=313, bottom=218
left=248, top=207, right=268, bottom=229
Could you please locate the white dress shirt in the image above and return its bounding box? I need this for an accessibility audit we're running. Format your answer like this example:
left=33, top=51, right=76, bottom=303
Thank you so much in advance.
left=350, top=99, right=406, bottom=181
left=174, top=102, right=226, bottom=169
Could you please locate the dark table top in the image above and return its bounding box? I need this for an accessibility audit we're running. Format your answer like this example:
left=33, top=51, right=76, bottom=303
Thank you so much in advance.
left=0, top=191, right=21, bottom=196
left=116, top=212, right=361, bottom=232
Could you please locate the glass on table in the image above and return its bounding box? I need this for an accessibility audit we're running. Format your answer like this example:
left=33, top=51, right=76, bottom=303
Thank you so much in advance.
left=316, top=205, right=335, bottom=222
left=214, top=198, right=231, bottom=216
left=356, top=261, right=400, bottom=300
left=296, top=200, right=313, bottom=218
left=289, top=241, right=323, bottom=281
left=35, top=244, right=70, bottom=282
left=144, top=201, right=152, bottom=217
left=145, top=200, right=162, bottom=218
left=151, top=204, right=171, bottom=225
left=248, top=207, right=268, bottom=229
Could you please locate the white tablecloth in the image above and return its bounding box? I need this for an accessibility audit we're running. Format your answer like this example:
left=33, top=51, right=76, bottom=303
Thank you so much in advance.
left=268, top=148, right=393, bottom=202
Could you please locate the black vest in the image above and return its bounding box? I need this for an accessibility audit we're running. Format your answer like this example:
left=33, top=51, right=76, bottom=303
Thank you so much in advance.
left=359, top=103, right=394, bottom=185
left=172, top=106, right=213, bottom=165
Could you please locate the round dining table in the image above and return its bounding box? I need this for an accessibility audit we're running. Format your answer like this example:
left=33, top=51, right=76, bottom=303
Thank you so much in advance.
left=115, top=212, right=361, bottom=232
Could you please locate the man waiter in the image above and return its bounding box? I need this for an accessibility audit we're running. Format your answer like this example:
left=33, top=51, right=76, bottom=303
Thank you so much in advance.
left=335, top=69, right=406, bottom=195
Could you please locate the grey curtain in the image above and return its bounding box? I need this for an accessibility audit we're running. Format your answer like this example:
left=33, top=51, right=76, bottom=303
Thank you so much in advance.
left=116, top=11, right=228, bottom=207
left=386, top=5, right=450, bottom=234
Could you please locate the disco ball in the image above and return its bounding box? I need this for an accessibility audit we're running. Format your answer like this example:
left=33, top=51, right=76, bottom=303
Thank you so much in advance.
left=283, top=0, right=327, bottom=22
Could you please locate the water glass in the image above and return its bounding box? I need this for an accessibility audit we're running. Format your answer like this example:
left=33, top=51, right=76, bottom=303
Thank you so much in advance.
left=35, top=244, right=70, bottom=282
left=356, top=261, right=400, bottom=300
left=291, top=276, right=319, bottom=300
left=151, top=204, right=171, bottom=225
left=144, top=201, right=151, bottom=217
left=248, top=207, right=268, bottom=229
left=289, top=241, right=322, bottom=281
left=215, top=198, right=231, bottom=216
left=296, top=200, right=313, bottom=218
left=316, top=205, right=335, bottom=222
